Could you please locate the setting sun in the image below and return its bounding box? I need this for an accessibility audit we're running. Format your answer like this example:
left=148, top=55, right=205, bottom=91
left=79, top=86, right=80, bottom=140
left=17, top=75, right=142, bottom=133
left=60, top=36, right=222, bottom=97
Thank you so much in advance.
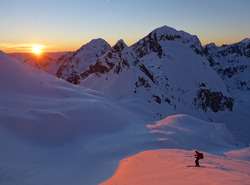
left=32, top=47, right=42, bottom=54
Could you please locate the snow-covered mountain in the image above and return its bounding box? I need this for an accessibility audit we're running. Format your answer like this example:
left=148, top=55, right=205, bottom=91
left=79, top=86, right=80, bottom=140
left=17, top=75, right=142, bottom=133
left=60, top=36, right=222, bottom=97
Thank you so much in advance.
left=56, top=38, right=111, bottom=84
left=79, top=26, right=234, bottom=119
left=1, top=40, right=250, bottom=184
left=1, top=25, right=250, bottom=185
left=203, top=38, right=250, bottom=101
left=52, top=26, right=250, bottom=143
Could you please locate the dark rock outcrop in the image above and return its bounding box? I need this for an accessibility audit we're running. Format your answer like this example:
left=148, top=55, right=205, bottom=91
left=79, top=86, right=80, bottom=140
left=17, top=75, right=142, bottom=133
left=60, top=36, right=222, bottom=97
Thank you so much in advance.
left=193, top=89, right=234, bottom=112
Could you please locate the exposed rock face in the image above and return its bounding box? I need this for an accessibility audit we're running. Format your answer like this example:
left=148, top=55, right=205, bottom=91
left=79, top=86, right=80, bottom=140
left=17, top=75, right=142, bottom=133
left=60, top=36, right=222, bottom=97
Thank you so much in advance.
left=193, top=89, right=234, bottom=112
left=80, top=40, right=132, bottom=79
left=132, top=31, right=164, bottom=59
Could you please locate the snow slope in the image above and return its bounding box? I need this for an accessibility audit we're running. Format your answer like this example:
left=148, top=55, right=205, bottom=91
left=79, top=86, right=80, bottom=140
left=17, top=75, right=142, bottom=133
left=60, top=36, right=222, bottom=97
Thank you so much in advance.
left=0, top=50, right=148, bottom=184
left=101, top=115, right=249, bottom=185
left=0, top=50, right=147, bottom=143
left=146, top=114, right=237, bottom=150
left=101, top=149, right=250, bottom=185
left=1, top=50, right=249, bottom=185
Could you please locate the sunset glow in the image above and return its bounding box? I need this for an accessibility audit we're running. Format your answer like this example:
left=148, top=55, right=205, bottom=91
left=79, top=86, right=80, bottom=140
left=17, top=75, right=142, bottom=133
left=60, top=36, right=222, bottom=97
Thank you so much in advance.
left=0, top=1, right=249, bottom=185
left=1, top=0, right=249, bottom=53
left=30, top=44, right=45, bottom=55
left=32, top=47, right=42, bottom=54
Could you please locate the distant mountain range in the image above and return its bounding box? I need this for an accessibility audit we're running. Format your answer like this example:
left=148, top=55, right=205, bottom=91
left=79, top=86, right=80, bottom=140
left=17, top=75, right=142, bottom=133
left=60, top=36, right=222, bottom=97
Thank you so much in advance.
left=54, top=26, right=249, bottom=115
left=9, top=52, right=67, bottom=74
left=9, top=26, right=250, bottom=142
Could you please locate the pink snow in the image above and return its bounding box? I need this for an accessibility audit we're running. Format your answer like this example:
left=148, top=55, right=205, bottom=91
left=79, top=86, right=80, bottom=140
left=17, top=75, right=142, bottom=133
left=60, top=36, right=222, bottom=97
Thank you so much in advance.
left=101, top=149, right=250, bottom=185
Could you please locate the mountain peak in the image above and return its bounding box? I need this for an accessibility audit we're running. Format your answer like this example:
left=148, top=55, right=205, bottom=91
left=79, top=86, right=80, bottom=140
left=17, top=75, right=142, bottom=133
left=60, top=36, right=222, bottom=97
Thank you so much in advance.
left=132, top=25, right=203, bottom=58
left=153, top=25, right=182, bottom=35
left=88, top=38, right=109, bottom=45
left=153, top=25, right=202, bottom=49
left=111, top=39, right=127, bottom=53
left=78, top=38, right=110, bottom=52
left=203, top=43, right=218, bottom=55
left=151, top=25, right=197, bottom=40
left=116, top=39, right=127, bottom=46
left=56, top=38, right=111, bottom=84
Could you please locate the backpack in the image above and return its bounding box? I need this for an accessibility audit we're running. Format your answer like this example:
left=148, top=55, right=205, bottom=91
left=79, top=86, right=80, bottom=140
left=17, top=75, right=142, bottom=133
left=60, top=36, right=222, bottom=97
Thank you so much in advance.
left=199, top=153, right=204, bottom=159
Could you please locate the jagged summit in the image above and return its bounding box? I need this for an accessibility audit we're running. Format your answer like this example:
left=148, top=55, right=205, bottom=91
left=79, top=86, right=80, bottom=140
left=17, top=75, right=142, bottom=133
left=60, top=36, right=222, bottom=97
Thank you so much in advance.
left=111, top=39, right=128, bottom=53
left=203, top=43, right=218, bottom=55
left=204, top=38, right=250, bottom=58
left=80, top=39, right=134, bottom=84
left=204, top=42, right=217, bottom=48
left=114, top=39, right=127, bottom=47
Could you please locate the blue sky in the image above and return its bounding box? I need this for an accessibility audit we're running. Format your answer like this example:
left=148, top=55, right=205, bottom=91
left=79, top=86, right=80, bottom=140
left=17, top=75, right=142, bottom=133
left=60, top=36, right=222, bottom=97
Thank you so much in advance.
left=0, top=0, right=249, bottom=52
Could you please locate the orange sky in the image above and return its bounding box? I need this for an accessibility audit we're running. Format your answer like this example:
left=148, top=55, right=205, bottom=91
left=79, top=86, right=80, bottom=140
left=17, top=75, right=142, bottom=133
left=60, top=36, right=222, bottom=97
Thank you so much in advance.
left=1, top=0, right=249, bottom=53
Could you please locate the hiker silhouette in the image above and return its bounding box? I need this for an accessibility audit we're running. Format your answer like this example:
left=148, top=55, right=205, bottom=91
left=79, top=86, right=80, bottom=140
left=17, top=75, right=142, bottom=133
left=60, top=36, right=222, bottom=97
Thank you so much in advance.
left=194, top=150, right=204, bottom=166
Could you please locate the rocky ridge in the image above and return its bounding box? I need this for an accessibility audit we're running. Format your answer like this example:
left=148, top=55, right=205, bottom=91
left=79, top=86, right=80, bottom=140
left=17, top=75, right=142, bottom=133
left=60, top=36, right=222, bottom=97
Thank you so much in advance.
left=203, top=38, right=250, bottom=101
left=57, top=26, right=235, bottom=118
left=56, top=38, right=111, bottom=84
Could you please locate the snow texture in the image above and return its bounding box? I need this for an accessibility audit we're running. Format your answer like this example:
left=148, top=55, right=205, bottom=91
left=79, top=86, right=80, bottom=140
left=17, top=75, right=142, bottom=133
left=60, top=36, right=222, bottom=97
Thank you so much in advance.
left=101, top=149, right=250, bottom=185
left=1, top=25, right=250, bottom=185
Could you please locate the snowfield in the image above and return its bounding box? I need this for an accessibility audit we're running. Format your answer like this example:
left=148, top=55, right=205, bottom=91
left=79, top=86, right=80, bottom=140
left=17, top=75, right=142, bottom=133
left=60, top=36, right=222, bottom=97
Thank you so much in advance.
left=0, top=50, right=148, bottom=184
left=147, top=114, right=237, bottom=151
left=102, top=115, right=249, bottom=185
left=101, top=149, right=250, bottom=185
left=1, top=25, right=250, bottom=185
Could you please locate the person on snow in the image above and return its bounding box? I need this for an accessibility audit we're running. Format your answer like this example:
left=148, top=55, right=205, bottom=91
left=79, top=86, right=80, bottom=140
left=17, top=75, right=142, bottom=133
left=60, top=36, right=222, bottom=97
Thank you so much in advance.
left=194, top=150, right=204, bottom=166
